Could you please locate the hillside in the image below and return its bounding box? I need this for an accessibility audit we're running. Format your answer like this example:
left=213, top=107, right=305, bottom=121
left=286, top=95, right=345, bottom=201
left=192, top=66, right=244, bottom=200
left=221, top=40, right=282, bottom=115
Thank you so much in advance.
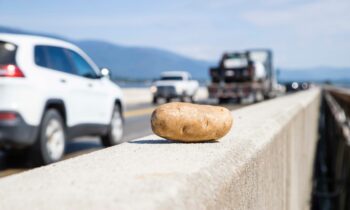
left=75, top=40, right=211, bottom=79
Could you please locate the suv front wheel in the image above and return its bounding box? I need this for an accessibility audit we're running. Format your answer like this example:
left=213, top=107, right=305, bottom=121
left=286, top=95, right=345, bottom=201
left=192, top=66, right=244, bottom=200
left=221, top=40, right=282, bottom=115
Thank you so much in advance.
left=101, top=105, right=123, bottom=146
left=29, top=109, right=66, bottom=166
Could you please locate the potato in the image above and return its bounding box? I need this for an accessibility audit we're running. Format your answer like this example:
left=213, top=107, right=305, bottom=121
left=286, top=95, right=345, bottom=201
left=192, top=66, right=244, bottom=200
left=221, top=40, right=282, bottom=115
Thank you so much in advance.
left=151, top=102, right=233, bottom=142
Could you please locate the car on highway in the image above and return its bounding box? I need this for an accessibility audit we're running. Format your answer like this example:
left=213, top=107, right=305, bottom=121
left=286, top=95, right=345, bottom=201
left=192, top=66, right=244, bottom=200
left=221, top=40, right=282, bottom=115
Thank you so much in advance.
left=150, top=71, right=199, bottom=104
left=0, top=33, right=124, bottom=165
left=285, top=81, right=310, bottom=92
left=208, top=50, right=276, bottom=104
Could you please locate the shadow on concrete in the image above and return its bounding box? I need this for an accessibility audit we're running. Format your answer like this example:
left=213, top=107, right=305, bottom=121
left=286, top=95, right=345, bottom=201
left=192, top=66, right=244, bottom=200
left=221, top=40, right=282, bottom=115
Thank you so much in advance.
left=65, top=141, right=102, bottom=154
left=129, top=139, right=179, bottom=144
left=129, top=139, right=219, bottom=144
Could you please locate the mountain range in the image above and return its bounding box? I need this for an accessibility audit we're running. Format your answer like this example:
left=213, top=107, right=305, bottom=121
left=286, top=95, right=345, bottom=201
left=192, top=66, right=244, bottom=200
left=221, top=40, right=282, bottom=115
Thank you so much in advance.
left=75, top=40, right=212, bottom=80
left=0, top=25, right=350, bottom=83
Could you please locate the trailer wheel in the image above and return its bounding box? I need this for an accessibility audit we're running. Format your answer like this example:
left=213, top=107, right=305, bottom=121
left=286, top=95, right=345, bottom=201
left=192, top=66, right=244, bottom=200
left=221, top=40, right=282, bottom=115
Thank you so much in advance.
left=219, top=98, right=229, bottom=104
left=189, top=96, right=195, bottom=103
left=253, top=92, right=259, bottom=103
left=180, top=95, right=186, bottom=102
left=152, top=96, right=158, bottom=104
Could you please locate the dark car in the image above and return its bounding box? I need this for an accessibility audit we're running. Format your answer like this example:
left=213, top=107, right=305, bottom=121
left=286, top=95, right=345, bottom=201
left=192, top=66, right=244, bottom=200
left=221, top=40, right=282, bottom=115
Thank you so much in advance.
left=285, top=82, right=310, bottom=92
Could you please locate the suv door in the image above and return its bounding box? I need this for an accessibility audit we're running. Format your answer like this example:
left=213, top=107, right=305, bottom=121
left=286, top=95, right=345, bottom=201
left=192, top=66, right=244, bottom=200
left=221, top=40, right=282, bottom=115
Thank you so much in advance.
left=35, top=45, right=96, bottom=127
left=65, top=49, right=110, bottom=125
left=34, top=45, right=77, bottom=125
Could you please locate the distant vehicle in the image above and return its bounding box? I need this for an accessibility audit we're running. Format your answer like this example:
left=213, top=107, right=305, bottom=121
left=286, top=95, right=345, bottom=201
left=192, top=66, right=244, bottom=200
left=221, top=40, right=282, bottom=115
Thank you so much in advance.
left=0, top=33, right=124, bottom=165
left=208, top=49, right=278, bottom=103
left=150, top=71, right=199, bottom=104
left=285, top=81, right=310, bottom=92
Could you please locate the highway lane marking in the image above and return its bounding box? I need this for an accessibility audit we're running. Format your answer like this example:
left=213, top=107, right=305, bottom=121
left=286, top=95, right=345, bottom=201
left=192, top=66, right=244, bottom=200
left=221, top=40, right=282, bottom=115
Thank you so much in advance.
left=124, top=107, right=155, bottom=118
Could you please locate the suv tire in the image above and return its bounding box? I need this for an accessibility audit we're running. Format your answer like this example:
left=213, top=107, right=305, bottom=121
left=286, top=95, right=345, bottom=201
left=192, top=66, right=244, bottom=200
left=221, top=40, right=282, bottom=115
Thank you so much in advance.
left=29, top=109, right=66, bottom=166
left=189, top=95, right=195, bottom=103
left=101, top=105, right=123, bottom=146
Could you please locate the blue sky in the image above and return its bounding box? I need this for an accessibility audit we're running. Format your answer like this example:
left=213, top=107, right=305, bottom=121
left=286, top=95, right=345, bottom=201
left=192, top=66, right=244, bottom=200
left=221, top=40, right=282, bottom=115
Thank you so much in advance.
left=0, top=0, right=349, bottom=68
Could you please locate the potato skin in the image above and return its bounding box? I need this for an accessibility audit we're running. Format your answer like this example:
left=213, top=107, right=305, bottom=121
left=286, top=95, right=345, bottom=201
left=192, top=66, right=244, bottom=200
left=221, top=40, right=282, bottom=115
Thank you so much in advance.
left=151, top=102, right=233, bottom=142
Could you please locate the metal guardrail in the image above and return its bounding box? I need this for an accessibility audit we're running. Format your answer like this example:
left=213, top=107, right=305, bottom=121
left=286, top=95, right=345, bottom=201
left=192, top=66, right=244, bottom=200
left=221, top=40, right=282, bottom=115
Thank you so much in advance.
left=312, top=87, right=350, bottom=210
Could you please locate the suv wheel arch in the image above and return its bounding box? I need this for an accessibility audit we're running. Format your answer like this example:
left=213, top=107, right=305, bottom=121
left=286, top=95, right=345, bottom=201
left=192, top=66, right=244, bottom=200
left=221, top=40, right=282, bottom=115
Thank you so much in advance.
left=42, top=99, right=67, bottom=126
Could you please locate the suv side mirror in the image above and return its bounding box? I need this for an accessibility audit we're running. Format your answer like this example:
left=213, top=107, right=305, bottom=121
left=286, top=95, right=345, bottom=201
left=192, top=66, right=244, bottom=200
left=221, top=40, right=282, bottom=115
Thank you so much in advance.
left=100, top=67, right=111, bottom=79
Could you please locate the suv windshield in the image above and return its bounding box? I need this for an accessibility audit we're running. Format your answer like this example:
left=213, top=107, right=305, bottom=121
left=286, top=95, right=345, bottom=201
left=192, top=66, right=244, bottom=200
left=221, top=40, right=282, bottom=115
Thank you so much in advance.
left=160, top=76, right=183, bottom=81
left=0, top=41, right=17, bottom=65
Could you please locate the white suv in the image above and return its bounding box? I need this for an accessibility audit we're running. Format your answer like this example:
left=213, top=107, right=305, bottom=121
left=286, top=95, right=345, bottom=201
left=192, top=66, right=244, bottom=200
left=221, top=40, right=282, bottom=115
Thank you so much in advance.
left=0, top=34, right=124, bottom=165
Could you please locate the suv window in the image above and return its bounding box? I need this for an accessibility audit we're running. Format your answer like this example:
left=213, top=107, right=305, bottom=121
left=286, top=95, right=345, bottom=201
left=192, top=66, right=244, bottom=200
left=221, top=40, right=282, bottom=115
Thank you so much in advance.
left=35, top=46, right=74, bottom=74
left=66, top=50, right=98, bottom=79
left=34, top=46, right=48, bottom=67
left=0, top=41, right=17, bottom=65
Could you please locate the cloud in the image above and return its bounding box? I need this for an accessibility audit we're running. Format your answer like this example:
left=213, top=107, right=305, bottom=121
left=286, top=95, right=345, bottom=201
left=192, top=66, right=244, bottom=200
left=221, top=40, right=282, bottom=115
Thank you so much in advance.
left=242, top=0, right=350, bottom=34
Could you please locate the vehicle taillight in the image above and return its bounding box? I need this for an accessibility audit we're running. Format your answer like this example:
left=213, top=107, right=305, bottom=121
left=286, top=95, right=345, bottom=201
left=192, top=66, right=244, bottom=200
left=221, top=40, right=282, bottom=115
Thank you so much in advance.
left=0, top=112, right=17, bottom=121
left=0, top=64, right=25, bottom=78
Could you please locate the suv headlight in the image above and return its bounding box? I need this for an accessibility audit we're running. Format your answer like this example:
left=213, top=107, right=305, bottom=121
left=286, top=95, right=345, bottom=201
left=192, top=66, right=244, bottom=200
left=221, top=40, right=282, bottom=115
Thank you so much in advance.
left=150, top=86, right=157, bottom=94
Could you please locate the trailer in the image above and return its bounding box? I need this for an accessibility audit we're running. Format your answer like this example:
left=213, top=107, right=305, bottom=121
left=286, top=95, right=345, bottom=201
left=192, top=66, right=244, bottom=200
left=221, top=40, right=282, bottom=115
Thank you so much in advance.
left=208, top=49, right=277, bottom=104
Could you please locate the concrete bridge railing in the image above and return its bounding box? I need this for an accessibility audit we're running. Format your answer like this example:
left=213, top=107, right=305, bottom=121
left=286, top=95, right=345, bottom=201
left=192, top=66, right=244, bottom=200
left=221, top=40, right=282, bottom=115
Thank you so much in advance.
left=0, top=89, right=320, bottom=210
left=312, top=87, right=350, bottom=209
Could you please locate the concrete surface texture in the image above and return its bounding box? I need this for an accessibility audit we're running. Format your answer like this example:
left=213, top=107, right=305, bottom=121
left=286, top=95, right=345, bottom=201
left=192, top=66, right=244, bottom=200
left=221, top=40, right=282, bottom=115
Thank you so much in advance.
left=0, top=89, right=320, bottom=210
left=123, top=87, right=208, bottom=105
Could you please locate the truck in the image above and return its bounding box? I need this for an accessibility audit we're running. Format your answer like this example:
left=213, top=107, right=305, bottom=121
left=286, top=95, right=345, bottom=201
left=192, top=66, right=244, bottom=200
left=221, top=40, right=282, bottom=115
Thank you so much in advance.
left=150, top=71, right=199, bottom=104
left=208, top=49, right=276, bottom=104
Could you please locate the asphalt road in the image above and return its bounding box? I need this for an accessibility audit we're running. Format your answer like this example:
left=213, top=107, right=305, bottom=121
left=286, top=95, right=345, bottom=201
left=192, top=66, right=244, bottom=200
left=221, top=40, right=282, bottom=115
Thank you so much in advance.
left=0, top=101, right=244, bottom=178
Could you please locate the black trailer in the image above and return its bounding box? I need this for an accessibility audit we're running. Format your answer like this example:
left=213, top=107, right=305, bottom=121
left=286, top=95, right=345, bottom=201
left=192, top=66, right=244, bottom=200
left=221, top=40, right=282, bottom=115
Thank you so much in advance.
left=208, top=49, right=276, bottom=103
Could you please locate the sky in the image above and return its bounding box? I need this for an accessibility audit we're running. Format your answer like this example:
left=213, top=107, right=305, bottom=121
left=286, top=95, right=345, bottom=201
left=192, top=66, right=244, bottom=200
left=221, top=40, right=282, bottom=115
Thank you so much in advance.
left=0, top=0, right=349, bottom=69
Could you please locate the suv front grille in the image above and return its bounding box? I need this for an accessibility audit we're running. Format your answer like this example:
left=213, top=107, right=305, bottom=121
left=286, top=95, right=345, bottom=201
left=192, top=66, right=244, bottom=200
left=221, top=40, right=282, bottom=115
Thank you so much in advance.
left=157, top=86, right=176, bottom=96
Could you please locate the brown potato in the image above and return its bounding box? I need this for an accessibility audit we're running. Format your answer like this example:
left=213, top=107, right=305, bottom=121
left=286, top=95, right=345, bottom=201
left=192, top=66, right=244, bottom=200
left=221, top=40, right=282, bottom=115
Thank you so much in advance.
left=151, top=102, right=233, bottom=142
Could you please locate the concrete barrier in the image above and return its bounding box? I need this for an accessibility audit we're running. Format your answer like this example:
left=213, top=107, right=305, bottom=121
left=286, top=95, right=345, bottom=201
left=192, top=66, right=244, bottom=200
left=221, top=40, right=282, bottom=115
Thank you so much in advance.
left=0, top=89, right=320, bottom=210
left=123, top=87, right=208, bottom=106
